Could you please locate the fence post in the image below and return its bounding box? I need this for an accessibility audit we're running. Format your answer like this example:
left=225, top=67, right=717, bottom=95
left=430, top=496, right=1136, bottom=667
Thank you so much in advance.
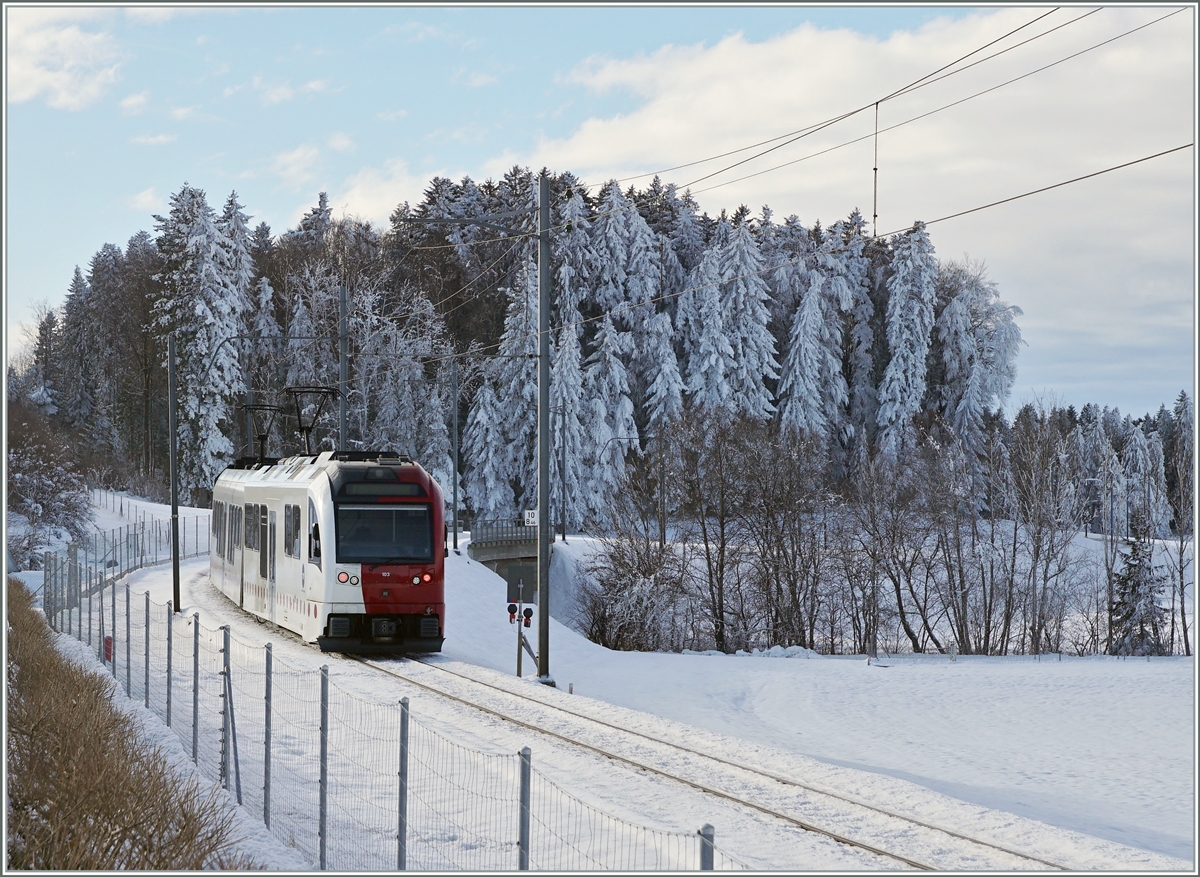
left=166, top=600, right=173, bottom=727
left=519, top=747, right=531, bottom=870
left=144, top=592, right=150, bottom=710
left=110, top=573, right=117, bottom=675
left=87, top=568, right=93, bottom=646
left=98, top=577, right=106, bottom=664
left=264, top=643, right=273, bottom=830
left=221, top=626, right=231, bottom=790
left=222, top=625, right=242, bottom=805
left=320, top=665, right=329, bottom=871
left=192, top=613, right=200, bottom=764
left=397, top=697, right=409, bottom=871
left=125, top=584, right=131, bottom=697
left=75, top=556, right=82, bottom=640
left=699, top=824, right=715, bottom=870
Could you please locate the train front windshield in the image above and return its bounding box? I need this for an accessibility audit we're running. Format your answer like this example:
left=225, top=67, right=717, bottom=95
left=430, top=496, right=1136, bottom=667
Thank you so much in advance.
left=336, top=504, right=433, bottom=563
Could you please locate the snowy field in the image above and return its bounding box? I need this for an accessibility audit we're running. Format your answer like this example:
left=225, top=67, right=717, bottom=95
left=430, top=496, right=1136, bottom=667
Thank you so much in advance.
left=14, top=491, right=1195, bottom=869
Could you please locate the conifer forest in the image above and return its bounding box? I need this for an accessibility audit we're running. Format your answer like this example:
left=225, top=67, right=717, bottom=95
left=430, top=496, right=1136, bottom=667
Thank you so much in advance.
left=7, top=168, right=1193, bottom=658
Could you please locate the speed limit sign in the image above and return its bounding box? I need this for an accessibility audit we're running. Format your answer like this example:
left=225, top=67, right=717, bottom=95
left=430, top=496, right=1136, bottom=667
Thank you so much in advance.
left=524, top=510, right=537, bottom=527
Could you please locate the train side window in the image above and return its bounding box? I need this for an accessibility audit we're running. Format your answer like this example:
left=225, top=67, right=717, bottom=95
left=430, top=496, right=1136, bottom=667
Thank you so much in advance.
left=283, top=504, right=294, bottom=558
left=259, top=505, right=268, bottom=579
left=290, top=505, right=301, bottom=557
left=308, top=497, right=321, bottom=568
left=245, top=503, right=255, bottom=550
left=268, top=511, right=277, bottom=584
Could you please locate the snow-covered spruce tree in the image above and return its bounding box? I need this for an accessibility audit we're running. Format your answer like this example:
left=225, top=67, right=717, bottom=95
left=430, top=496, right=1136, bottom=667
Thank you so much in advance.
left=551, top=313, right=589, bottom=533
left=552, top=184, right=598, bottom=327
left=642, top=310, right=684, bottom=429
left=776, top=219, right=853, bottom=451
left=877, top=220, right=939, bottom=455
left=718, top=217, right=778, bottom=419
left=463, top=372, right=515, bottom=520
left=1167, top=391, right=1193, bottom=655
left=681, top=246, right=734, bottom=413
left=933, top=259, right=1022, bottom=493
left=152, top=184, right=247, bottom=502
left=1122, top=426, right=1171, bottom=540
left=582, top=313, right=639, bottom=527
left=840, top=211, right=877, bottom=460
left=590, top=181, right=631, bottom=319
left=1110, top=512, right=1169, bottom=655
left=494, top=258, right=540, bottom=514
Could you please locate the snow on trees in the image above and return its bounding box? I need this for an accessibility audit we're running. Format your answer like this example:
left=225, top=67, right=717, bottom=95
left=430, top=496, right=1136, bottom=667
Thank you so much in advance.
left=1110, top=515, right=1169, bottom=656
left=933, top=259, right=1023, bottom=490
left=877, top=221, right=939, bottom=455
left=681, top=247, right=734, bottom=412
left=776, top=220, right=853, bottom=448
left=551, top=318, right=588, bottom=532
left=463, top=374, right=514, bottom=520
left=717, top=217, right=778, bottom=420
left=582, top=313, right=639, bottom=524
left=642, top=311, right=684, bottom=429
left=152, top=184, right=247, bottom=502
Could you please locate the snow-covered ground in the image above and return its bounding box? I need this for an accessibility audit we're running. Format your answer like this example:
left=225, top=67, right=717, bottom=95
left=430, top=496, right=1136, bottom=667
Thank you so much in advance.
left=15, top=491, right=1195, bottom=869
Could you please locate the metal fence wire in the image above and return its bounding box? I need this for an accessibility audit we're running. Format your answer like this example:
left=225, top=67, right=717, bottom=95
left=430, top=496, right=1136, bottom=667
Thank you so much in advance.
left=37, top=511, right=747, bottom=871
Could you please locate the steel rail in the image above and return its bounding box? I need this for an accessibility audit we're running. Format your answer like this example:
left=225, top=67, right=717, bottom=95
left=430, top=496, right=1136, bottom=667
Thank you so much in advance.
left=411, top=656, right=1071, bottom=870
left=347, top=654, right=1070, bottom=871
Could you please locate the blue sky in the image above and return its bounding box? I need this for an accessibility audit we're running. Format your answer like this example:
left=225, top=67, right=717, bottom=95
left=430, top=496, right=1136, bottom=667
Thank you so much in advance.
left=4, top=4, right=1195, bottom=417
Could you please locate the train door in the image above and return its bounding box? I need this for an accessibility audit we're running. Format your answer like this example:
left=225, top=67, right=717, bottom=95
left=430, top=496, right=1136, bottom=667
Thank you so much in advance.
left=268, top=510, right=277, bottom=622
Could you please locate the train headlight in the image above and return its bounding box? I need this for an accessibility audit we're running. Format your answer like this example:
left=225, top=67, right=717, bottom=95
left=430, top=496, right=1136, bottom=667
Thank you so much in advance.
left=422, top=573, right=432, bottom=582
left=337, top=571, right=349, bottom=583
left=350, top=575, right=359, bottom=585
left=411, top=576, right=420, bottom=585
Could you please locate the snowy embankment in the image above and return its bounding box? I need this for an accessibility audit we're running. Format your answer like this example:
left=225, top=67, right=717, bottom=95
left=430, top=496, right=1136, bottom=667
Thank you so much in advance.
left=20, top=490, right=1196, bottom=869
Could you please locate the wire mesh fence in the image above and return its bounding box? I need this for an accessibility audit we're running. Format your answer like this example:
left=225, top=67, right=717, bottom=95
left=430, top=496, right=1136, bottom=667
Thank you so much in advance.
left=38, top=520, right=748, bottom=871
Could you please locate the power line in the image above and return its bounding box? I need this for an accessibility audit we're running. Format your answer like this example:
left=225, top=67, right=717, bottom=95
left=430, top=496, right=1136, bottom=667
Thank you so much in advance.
left=392, top=7, right=1167, bottom=259
left=610, top=7, right=1069, bottom=189
left=676, top=7, right=1091, bottom=190
left=689, top=6, right=1187, bottom=197
left=877, top=143, right=1193, bottom=237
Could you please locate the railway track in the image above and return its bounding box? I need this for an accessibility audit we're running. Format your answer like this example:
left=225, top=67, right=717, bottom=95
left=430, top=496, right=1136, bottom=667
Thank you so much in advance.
left=345, top=653, right=1070, bottom=871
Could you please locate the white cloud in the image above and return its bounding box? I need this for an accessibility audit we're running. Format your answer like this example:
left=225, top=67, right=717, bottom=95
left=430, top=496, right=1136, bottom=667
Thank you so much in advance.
left=128, top=187, right=162, bottom=212
left=131, top=134, right=175, bottom=145
left=376, top=109, right=408, bottom=122
left=328, top=133, right=354, bottom=152
left=170, top=106, right=197, bottom=120
left=124, top=8, right=184, bottom=24
left=120, top=91, right=149, bottom=114
left=499, top=7, right=1194, bottom=414
left=385, top=22, right=444, bottom=42
left=6, top=8, right=122, bottom=110
left=253, top=77, right=329, bottom=105
left=454, top=69, right=497, bottom=88
left=271, top=144, right=321, bottom=190
left=331, top=158, right=431, bottom=227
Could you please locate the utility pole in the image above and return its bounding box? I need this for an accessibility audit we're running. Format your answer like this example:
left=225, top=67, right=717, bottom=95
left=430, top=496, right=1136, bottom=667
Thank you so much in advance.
left=451, top=358, right=459, bottom=550
left=339, top=286, right=348, bottom=451
left=404, top=176, right=556, bottom=685
left=168, top=334, right=180, bottom=613
left=536, top=170, right=554, bottom=686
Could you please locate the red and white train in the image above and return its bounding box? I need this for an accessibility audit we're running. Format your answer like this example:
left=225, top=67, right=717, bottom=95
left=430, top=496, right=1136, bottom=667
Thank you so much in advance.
left=209, top=450, right=446, bottom=653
